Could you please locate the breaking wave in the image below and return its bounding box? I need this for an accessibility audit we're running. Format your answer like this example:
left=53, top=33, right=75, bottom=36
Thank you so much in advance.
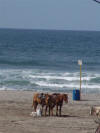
left=0, top=68, right=100, bottom=93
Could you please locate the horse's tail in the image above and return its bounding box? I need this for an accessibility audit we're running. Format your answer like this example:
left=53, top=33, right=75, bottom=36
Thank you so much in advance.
left=32, top=95, right=34, bottom=108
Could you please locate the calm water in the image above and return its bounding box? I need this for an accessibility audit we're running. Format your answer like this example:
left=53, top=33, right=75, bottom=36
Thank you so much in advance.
left=0, top=28, right=100, bottom=93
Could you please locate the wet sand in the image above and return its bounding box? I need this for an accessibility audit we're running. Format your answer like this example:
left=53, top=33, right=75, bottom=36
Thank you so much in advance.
left=0, top=90, right=99, bottom=133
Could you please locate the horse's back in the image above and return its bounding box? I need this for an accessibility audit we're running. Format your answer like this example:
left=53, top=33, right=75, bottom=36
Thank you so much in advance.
left=52, top=93, right=68, bottom=104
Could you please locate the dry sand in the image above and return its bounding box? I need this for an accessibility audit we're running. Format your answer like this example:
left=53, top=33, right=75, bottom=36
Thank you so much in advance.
left=0, top=90, right=100, bottom=133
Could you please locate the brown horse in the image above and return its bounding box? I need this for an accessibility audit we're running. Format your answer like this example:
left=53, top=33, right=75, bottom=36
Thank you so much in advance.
left=49, top=93, right=68, bottom=116
left=32, top=93, right=51, bottom=116
left=32, top=93, right=45, bottom=112
left=44, top=94, right=55, bottom=116
left=32, top=93, right=68, bottom=116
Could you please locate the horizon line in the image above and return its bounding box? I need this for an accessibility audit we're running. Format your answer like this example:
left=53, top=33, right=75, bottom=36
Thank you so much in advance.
left=0, top=27, right=100, bottom=32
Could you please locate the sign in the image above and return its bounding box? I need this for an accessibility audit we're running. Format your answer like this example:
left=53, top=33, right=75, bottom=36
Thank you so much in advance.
left=78, top=60, right=82, bottom=66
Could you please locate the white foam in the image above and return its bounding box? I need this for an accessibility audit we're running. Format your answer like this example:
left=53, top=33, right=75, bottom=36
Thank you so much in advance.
left=34, top=81, right=100, bottom=89
left=29, top=75, right=93, bottom=81
left=0, top=68, right=100, bottom=92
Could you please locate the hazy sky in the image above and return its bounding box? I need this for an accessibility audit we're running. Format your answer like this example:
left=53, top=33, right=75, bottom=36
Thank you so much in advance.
left=0, top=0, right=100, bottom=31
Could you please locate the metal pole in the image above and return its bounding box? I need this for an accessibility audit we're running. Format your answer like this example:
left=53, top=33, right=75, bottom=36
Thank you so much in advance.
left=80, top=65, right=82, bottom=100
left=78, top=60, right=82, bottom=100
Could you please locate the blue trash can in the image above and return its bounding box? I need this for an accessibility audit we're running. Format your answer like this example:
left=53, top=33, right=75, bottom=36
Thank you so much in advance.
left=73, top=89, right=80, bottom=101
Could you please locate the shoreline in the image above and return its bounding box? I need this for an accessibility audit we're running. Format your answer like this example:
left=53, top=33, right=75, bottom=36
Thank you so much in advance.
left=0, top=90, right=100, bottom=133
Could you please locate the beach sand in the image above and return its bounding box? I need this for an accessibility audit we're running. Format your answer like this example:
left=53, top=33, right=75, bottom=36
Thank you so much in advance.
left=0, top=90, right=100, bottom=133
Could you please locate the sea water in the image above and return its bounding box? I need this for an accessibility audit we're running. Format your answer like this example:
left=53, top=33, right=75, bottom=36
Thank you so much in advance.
left=0, top=28, right=100, bottom=93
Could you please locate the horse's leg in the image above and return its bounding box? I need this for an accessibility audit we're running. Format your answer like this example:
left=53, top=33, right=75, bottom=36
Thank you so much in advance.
left=41, top=105, right=44, bottom=116
left=34, top=102, right=38, bottom=112
left=59, top=105, right=62, bottom=116
left=56, top=105, right=58, bottom=116
left=51, top=107, right=54, bottom=116
left=49, top=106, right=51, bottom=116
left=45, top=106, right=48, bottom=116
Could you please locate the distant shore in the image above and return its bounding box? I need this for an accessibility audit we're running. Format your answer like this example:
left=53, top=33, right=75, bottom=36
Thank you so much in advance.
left=0, top=90, right=99, bottom=133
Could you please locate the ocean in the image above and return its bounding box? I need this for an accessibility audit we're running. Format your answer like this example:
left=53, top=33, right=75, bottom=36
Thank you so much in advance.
left=0, top=28, right=100, bottom=93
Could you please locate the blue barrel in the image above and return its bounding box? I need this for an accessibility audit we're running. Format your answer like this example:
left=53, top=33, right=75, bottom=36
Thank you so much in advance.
left=73, top=89, right=80, bottom=100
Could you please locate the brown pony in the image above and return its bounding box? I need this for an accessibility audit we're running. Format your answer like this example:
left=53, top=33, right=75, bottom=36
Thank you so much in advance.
left=32, top=93, right=51, bottom=116
left=49, top=93, right=68, bottom=116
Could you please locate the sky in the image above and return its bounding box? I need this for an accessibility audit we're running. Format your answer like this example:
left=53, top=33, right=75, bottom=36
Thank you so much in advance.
left=0, top=0, right=100, bottom=31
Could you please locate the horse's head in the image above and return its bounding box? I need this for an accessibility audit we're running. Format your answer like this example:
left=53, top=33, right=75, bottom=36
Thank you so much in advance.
left=62, top=94, right=68, bottom=103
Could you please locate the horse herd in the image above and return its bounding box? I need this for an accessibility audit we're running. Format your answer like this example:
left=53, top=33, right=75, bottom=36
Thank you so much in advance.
left=32, top=93, right=68, bottom=116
